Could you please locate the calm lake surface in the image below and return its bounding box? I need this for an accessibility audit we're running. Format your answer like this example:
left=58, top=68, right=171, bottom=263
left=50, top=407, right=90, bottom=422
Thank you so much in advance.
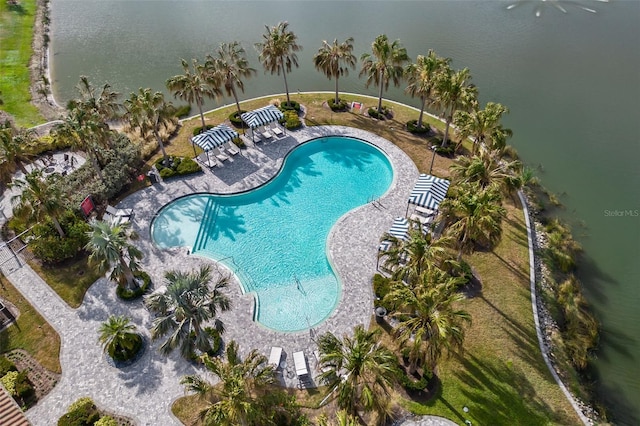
left=49, top=1, right=640, bottom=422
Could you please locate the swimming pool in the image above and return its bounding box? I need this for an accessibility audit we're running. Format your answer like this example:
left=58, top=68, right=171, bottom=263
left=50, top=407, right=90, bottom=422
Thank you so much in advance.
left=151, top=136, right=393, bottom=332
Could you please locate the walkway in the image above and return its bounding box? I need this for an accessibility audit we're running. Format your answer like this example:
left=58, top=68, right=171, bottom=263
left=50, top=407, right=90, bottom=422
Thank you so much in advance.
left=1, top=126, right=420, bottom=425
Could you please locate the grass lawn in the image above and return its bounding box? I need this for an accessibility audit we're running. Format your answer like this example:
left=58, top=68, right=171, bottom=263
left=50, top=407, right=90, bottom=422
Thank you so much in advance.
left=0, top=274, right=61, bottom=373
left=166, top=93, right=580, bottom=424
left=0, top=0, right=45, bottom=126
left=27, top=254, right=103, bottom=308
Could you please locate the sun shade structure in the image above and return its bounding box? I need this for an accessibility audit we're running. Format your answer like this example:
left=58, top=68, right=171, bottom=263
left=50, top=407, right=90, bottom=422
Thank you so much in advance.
left=191, top=124, right=239, bottom=167
left=241, top=105, right=285, bottom=142
left=406, top=174, right=451, bottom=213
left=387, top=216, right=410, bottom=241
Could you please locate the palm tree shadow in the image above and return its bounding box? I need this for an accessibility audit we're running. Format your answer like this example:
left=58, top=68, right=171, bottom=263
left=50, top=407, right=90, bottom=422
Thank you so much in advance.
left=491, top=250, right=529, bottom=282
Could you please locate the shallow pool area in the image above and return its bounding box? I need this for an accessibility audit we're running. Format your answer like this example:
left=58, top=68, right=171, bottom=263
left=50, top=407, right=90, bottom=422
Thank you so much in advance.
left=151, top=137, right=393, bottom=332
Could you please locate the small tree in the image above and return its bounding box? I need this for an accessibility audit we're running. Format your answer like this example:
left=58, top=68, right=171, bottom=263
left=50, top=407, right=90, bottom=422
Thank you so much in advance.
left=85, top=220, right=142, bottom=290
left=98, top=315, right=142, bottom=361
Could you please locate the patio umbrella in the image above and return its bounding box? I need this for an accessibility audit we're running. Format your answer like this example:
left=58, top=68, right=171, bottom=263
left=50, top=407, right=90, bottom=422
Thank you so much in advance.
left=191, top=124, right=239, bottom=166
left=241, top=105, right=284, bottom=142
left=406, top=174, right=451, bottom=215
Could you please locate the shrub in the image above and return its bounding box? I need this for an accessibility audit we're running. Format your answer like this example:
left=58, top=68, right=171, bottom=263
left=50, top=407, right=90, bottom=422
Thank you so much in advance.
left=111, top=334, right=143, bottom=362
left=192, top=125, right=215, bottom=136
left=0, top=356, right=18, bottom=376
left=396, top=367, right=430, bottom=393
left=173, top=104, right=191, bottom=119
left=232, top=136, right=245, bottom=149
left=368, top=105, right=392, bottom=120
left=13, top=370, right=34, bottom=400
left=406, top=119, right=431, bottom=134
left=116, top=270, right=152, bottom=300
left=430, top=138, right=455, bottom=156
left=154, top=156, right=202, bottom=179
left=58, top=397, right=100, bottom=426
left=1, top=371, right=18, bottom=395
left=29, top=211, right=90, bottom=264
left=373, top=274, right=396, bottom=311
left=228, top=110, right=248, bottom=128
left=328, top=98, right=348, bottom=112
left=282, top=110, right=302, bottom=130
left=95, top=416, right=118, bottom=426
left=279, top=100, right=301, bottom=112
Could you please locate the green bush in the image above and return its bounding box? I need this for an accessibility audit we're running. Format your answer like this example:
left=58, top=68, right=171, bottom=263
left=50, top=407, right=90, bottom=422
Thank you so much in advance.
left=396, top=366, right=430, bottom=392
left=406, top=119, right=431, bottom=134
left=154, top=155, right=202, bottom=179
left=111, top=334, right=143, bottom=362
left=26, top=134, right=73, bottom=156
left=0, top=356, right=18, bottom=376
left=1, top=371, right=18, bottom=395
left=282, top=110, right=302, bottom=130
left=328, top=98, right=348, bottom=112
left=95, top=416, right=118, bottom=426
left=116, top=270, right=152, bottom=300
left=14, top=370, right=34, bottom=400
left=232, top=137, right=245, bottom=149
left=228, top=110, right=248, bottom=128
left=174, top=104, right=191, bottom=119
left=279, top=100, right=301, bottom=112
left=29, top=211, right=91, bottom=264
left=176, top=157, right=201, bottom=175
left=58, top=397, right=100, bottom=426
left=192, top=125, right=215, bottom=136
left=368, top=106, right=392, bottom=120
left=430, top=138, right=455, bottom=156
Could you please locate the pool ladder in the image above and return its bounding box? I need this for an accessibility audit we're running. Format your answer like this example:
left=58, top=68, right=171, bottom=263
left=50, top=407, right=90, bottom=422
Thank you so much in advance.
left=294, top=275, right=307, bottom=296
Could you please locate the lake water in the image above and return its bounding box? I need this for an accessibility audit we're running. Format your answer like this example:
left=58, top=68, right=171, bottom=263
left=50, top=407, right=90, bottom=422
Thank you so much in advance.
left=49, top=1, right=640, bottom=423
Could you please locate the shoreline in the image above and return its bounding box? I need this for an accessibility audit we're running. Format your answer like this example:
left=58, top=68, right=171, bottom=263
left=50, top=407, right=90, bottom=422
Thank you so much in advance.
left=23, top=3, right=601, bottom=422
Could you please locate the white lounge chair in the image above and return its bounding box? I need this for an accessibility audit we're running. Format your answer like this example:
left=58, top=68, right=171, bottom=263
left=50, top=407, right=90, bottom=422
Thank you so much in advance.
left=268, top=347, right=283, bottom=368
left=106, top=205, right=133, bottom=219
left=293, top=351, right=308, bottom=377
left=261, top=130, right=273, bottom=140
left=224, top=141, right=240, bottom=156
left=415, top=206, right=436, bottom=217
left=196, top=152, right=216, bottom=168
left=212, top=148, right=229, bottom=162
left=271, top=126, right=284, bottom=137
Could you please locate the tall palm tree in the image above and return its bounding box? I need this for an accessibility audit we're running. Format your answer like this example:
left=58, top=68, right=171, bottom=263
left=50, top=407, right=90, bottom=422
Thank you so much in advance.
left=124, top=88, right=177, bottom=165
left=359, top=34, right=410, bottom=114
left=454, top=102, right=512, bottom=154
left=317, top=410, right=360, bottom=426
left=404, top=50, right=451, bottom=129
left=450, top=149, right=521, bottom=193
left=166, top=58, right=222, bottom=130
left=206, top=41, right=256, bottom=116
left=433, top=67, right=478, bottom=148
left=255, top=21, right=302, bottom=106
left=85, top=220, right=142, bottom=290
left=180, top=340, right=277, bottom=426
left=440, top=182, right=506, bottom=259
left=98, top=315, right=142, bottom=360
left=10, top=170, right=66, bottom=237
left=0, top=124, right=37, bottom=176
left=313, top=37, right=357, bottom=105
left=145, top=265, right=231, bottom=358
left=381, top=227, right=456, bottom=285
left=71, top=75, right=122, bottom=120
left=317, top=325, right=397, bottom=419
left=385, top=269, right=471, bottom=373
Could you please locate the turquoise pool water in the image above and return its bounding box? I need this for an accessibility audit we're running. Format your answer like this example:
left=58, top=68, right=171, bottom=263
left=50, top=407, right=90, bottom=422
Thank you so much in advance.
left=151, top=137, right=393, bottom=332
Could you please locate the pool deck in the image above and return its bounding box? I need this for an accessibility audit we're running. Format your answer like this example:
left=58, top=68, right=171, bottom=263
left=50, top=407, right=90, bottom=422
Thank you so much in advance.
left=2, top=125, right=419, bottom=425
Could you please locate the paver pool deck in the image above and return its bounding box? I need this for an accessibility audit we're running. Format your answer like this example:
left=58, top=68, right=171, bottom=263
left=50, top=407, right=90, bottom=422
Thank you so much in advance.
left=1, top=125, right=421, bottom=425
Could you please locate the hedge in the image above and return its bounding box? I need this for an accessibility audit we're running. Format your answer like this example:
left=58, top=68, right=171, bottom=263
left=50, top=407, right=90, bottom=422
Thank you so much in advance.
left=406, top=119, right=431, bottom=134
left=228, top=110, right=248, bottom=128
left=192, top=125, right=215, bottom=136
left=0, top=356, right=18, bottom=376
left=58, top=397, right=100, bottom=426
left=116, top=270, right=152, bottom=301
left=328, top=98, right=349, bottom=112
left=279, top=100, right=301, bottom=112
left=282, top=110, right=302, bottom=130
left=154, top=156, right=201, bottom=179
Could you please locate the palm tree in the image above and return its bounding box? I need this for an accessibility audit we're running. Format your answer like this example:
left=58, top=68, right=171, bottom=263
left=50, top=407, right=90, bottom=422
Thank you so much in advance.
left=440, top=182, right=506, bottom=259
left=166, top=58, right=222, bottom=130
left=317, top=325, right=397, bottom=419
left=180, top=340, right=278, bottom=426
left=98, top=315, right=142, bottom=360
left=145, top=265, right=231, bottom=358
left=70, top=75, right=122, bottom=127
left=255, top=21, right=302, bottom=106
left=10, top=170, right=66, bottom=237
left=0, top=124, right=37, bottom=176
left=454, top=102, right=512, bottom=154
left=85, top=220, right=142, bottom=290
left=313, top=37, right=357, bottom=105
left=404, top=50, right=451, bottom=129
left=359, top=34, right=410, bottom=114
left=206, top=41, right=256, bottom=116
left=380, top=227, right=456, bottom=285
left=450, top=149, right=521, bottom=192
left=433, top=67, right=478, bottom=148
left=384, top=269, right=471, bottom=373
left=124, top=88, right=177, bottom=165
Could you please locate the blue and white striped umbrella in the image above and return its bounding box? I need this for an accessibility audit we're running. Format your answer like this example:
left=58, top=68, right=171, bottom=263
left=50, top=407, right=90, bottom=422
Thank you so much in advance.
left=241, top=105, right=284, bottom=129
left=388, top=217, right=410, bottom=241
left=191, top=124, right=239, bottom=151
left=408, top=174, right=451, bottom=210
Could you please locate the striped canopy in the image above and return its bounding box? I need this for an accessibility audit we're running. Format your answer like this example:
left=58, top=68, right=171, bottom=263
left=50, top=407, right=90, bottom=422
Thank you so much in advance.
left=191, top=124, right=238, bottom=151
left=388, top=217, right=410, bottom=241
left=241, top=105, right=284, bottom=129
left=408, top=174, right=451, bottom=210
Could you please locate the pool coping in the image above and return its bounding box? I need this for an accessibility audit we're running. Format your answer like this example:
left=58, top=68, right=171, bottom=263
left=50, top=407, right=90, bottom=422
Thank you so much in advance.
left=118, top=124, right=419, bottom=388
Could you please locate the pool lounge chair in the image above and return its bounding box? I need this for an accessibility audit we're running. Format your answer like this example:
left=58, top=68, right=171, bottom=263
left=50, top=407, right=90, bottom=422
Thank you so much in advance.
left=212, top=148, right=229, bottom=162
left=293, top=351, right=308, bottom=378
left=223, top=141, right=240, bottom=156
left=271, top=125, right=284, bottom=137
left=106, top=205, right=134, bottom=219
left=196, top=152, right=216, bottom=168
left=261, top=130, right=273, bottom=140
left=268, top=347, right=283, bottom=369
